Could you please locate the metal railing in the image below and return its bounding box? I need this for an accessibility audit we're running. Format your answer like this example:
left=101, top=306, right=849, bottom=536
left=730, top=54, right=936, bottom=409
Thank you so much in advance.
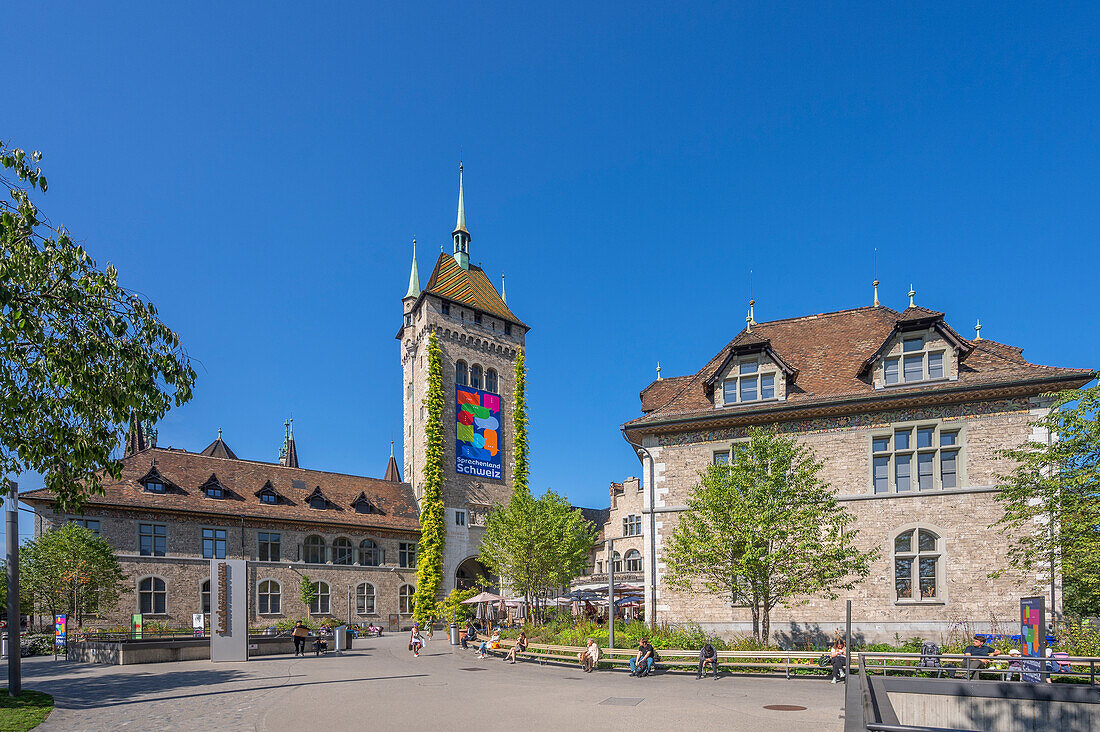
left=857, top=650, right=1100, bottom=685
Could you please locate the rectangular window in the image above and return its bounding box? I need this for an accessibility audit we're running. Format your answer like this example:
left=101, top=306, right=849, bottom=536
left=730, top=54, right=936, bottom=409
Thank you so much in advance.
left=903, top=355, right=924, bottom=382
left=918, top=558, right=937, bottom=598
left=441, top=302, right=450, bottom=316
left=258, top=532, right=281, bottom=561
left=917, top=453, right=934, bottom=490
left=895, top=454, right=911, bottom=492
left=722, top=359, right=777, bottom=405
left=722, top=379, right=737, bottom=404
left=941, top=450, right=958, bottom=488
left=739, top=376, right=757, bottom=402
left=760, top=373, right=775, bottom=399
left=623, top=515, right=641, bottom=537
left=903, top=337, right=924, bottom=352
left=399, top=542, right=417, bottom=568
left=895, top=558, right=913, bottom=599
left=455, top=510, right=466, bottom=527
left=202, top=528, right=227, bottom=559
left=917, top=427, right=934, bottom=449
left=474, top=313, right=482, bottom=325
left=884, top=358, right=899, bottom=385
left=739, top=361, right=758, bottom=374
left=928, top=352, right=944, bottom=379
left=713, top=451, right=730, bottom=466
left=139, top=523, right=167, bottom=556
left=895, top=429, right=911, bottom=450
left=872, top=425, right=963, bottom=493
left=69, top=518, right=101, bottom=536
left=504, top=323, right=512, bottom=336
left=873, top=456, right=890, bottom=494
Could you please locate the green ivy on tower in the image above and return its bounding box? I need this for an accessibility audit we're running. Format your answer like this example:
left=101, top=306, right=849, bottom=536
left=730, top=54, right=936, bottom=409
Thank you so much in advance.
left=512, top=347, right=529, bottom=498
left=414, top=331, right=446, bottom=621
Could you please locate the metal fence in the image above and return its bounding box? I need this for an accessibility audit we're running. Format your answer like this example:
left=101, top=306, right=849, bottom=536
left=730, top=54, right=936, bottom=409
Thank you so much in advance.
left=857, top=650, right=1100, bottom=685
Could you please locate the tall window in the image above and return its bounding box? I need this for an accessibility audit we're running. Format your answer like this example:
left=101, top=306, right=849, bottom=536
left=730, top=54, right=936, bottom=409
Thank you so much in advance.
left=872, top=425, right=961, bottom=493
left=259, top=580, right=281, bottom=614
left=139, top=523, right=167, bottom=556
left=485, top=369, right=498, bottom=393
left=894, top=528, right=941, bottom=602
left=624, top=549, right=642, bottom=572
left=303, top=535, right=326, bottom=564
left=623, top=515, right=641, bottom=537
left=456, top=360, right=469, bottom=386
left=332, top=537, right=354, bottom=565
left=310, top=581, right=330, bottom=615
left=202, top=528, right=227, bottom=559
left=470, top=365, right=483, bottom=390
left=68, top=517, right=101, bottom=536
left=455, top=510, right=466, bottom=527
left=884, top=337, right=946, bottom=385
left=138, top=577, right=167, bottom=614
left=398, top=584, right=415, bottom=615
left=359, top=539, right=383, bottom=566
left=201, top=579, right=210, bottom=614
left=721, top=358, right=776, bottom=404
left=356, top=583, right=376, bottom=615
left=399, top=542, right=417, bottom=568
left=442, top=302, right=451, bottom=316
left=611, top=551, right=622, bottom=573
left=258, top=532, right=281, bottom=562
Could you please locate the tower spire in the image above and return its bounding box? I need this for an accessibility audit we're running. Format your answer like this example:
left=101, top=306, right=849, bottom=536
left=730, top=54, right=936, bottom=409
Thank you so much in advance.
left=405, top=238, right=421, bottom=299
left=452, top=162, right=470, bottom=270
left=501, top=272, right=507, bottom=304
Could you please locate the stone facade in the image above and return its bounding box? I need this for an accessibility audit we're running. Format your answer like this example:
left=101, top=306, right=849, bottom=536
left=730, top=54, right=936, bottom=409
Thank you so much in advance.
left=575, top=478, right=646, bottom=590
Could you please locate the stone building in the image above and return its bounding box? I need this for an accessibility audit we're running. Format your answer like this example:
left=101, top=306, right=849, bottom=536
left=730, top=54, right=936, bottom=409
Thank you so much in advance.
left=22, top=427, right=422, bottom=629
left=573, top=479, right=645, bottom=594
left=398, top=164, right=528, bottom=593
left=621, top=297, right=1094, bottom=643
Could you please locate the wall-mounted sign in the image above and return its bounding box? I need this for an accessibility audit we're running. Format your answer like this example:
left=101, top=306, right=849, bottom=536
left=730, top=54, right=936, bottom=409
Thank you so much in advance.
left=131, top=613, right=143, bottom=640
left=456, top=385, right=502, bottom=480
left=209, top=559, right=248, bottom=662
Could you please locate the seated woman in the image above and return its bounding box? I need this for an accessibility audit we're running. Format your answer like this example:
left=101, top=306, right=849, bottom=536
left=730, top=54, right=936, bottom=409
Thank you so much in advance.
left=504, top=632, right=528, bottom=664
left=477, top=629, right=502, bottom=659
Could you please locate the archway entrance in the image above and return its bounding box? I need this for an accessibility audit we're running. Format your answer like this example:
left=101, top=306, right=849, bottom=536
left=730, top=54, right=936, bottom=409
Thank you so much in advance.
left=455, top=557, right=493, bottom=591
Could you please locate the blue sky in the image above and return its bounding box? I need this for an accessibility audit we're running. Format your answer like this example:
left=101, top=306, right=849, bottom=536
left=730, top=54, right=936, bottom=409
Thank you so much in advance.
left=4, top=2, right=1099, bottom=540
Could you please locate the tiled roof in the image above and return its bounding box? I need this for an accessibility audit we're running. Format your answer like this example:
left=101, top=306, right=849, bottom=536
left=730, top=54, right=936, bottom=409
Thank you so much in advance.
left=200, top=435, right=238, bottom=460
left=383, top=454, right=402, bottom=483
left=21, top=447, right=420, bottom=532
left=627, top=305, right=1094, bottom=429
left=422, top=254, right=527, bottom=328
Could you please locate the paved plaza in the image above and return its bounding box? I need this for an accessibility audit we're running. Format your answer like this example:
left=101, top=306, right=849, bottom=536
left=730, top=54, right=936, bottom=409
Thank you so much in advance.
left=22, top=635, right=846, bottom=731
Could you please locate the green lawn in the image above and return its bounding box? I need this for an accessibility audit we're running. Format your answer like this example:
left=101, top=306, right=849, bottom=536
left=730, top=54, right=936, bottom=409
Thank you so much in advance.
left=0, top=690, right=53, bottom=732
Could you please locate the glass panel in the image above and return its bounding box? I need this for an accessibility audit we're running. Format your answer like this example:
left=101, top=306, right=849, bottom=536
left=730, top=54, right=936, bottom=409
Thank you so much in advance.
left=917, top=428, right=934, bottom=449
left=917, top=453, right=934, bottom=490
left=903, top=354, right=924, bottom=382
left=884, top=358, right=899, bottom=385
left=894, top=530, right=913, bottom=553
left=894, top=429, right=911, bottom=450
left=940, top=431, right=957, bottom=447
left=895, top=454, right=911, bottom=491
left=740, top=377, right=757, bottom=402
left=919, top=558, right=937, bottom=598
left=723, top=380, right=737, bottom=404
left=903, top=337, right=924, bottom=352
left=455, top=362, right=467, bottom=386
left=760, top=373, right=775, bottom=399
left=940, top=450, right=957, bottom=488
left=873, top=437, right=890, bottom=452
left=918, top=530, right=937, bottom=552
left=739, top=361, right=758, bottom=374
left=873, top=456, right=890, bottom=494
left=928, top=352, right=944, bottom=379
left=895, top=558, right=913, bottom=599
left=470, top=365, right=482, bottom=389
left=713, top=452, right=730, bottom=466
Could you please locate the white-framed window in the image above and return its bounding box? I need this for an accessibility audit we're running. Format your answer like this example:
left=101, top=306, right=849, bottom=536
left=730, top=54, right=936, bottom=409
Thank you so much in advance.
left=310, top=581, right=330, bottom=615
left=201, top=527, right=226, bottom=558
left=258, top=532, right=280, bottom=562
left=470, top=365, right=483, bottom=390
left=332, top=537, right=355, bottom=565
left=398, top=584, right=415, bottom=615
left=201, top=579, right=210, bottom=614
left=894, top=528, right=941, bottom=602
left=259, top=579, right=281, bottom=614
left=456, top=360, right=468, bottom=386
left=611, top=551, right=622, bottom=573
left=595, top=560, right=603, bottom=574
left=883, top=336, right=946, bottom=386
left=721, top=358, right=776, bottom=405
left=138, top=576, right=167, bottom=615
left=622, top=515, right=641, bottom=537
left=260, top=491, right=277, bottom=504
left=624, top=549, right=642, bottom=572
left=455, top=510, right=466, bottom=527
left=359, top=539, right=383, bottom=566
left=139, top=523, right=167, bottom=556
left=872, top=425, right=961, bottom=493
left=356, top=583, right=376, bottom=615
left=144, top=480, right=165, bottom=493
left=68, top=517, right=101, bottom=536
left=204, top=484, right=226, bottom=499
left=303, top=535, right=326, bottom=564
left=485, top=369, right=498, bottom=393
left=399, top=542, right=417, bottom=568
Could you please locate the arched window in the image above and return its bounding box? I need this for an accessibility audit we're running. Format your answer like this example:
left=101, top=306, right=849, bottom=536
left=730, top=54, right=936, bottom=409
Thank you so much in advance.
left=138, top=577, right=167, bottom=614
left=456, top=360, right=468, bottom=386
left=485, top=368, right=498, bottom=393
left=470, top=365, right=483, bottom=390
left=356, top=583, right=376, bottom=615
left=259, top=580, right=281, bottom=614
left=612, top=551, right=622, bottom=573
left=303, top=535, right=326, bottom=564
left=201, top=579, right=210, bottom=614
left=310, top=581, right=331, bottom=615
left=398, top=584, right=415, bottom=615
left=359, top=539, right=383, bottom=567
left=894, top=528, right=941, bottom=601
left=332, top=537, right=354, bottom=565
left=624, top=549, right=642, bottom=572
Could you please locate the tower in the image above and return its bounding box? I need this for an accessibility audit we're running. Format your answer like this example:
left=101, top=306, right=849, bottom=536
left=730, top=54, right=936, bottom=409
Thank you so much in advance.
left=397, top=165, right=528, bottom=593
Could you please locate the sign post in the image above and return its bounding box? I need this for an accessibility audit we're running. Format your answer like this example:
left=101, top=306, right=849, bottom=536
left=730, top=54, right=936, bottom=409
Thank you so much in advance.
left=1020, top=596, right=1046, bottom=683
left=53, top=614, right=66, bottom=659
left=131, top=613, right=143, bottom=640
left=209, top=559, right=248, bottom=662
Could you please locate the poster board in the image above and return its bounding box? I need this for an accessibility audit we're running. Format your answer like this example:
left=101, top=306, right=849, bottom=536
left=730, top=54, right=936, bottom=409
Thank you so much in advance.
left=209, top=559, right=248, bottom=662
left=54, top=614, right=66, bottom=650
left=456, top=385, right=502, bottom=480
left=1020, top=596, right=1046, bottom=683
left=131, top=613, right=143, bottom=640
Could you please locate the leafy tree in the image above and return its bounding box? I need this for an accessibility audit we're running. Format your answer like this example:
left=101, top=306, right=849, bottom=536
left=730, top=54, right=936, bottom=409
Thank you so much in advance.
left=439, top=587, right=479, bottom=625
left=0, top=142, right=195, bottom=511
left=20, top=523, right=126, bottom=625
left=479, top=488, right=596, bottom=622
left=512, top=347, right=529, bottom=497
left=299, top=575, right=318, bottom=612
left=664, top=428, right=876, bottom=643
left=414, top=331, right=445, bottom=621
left=993, top=385, right=1100, bottom=617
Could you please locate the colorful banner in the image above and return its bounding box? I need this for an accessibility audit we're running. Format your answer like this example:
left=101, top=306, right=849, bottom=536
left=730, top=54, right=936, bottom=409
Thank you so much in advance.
left=1020, top=596, right=1045, bottom=657
left=54, top=614, right=66, bottom=648
left=131, top=613, right=143, bottom=640
left=456, top=385, right=502, bottom=480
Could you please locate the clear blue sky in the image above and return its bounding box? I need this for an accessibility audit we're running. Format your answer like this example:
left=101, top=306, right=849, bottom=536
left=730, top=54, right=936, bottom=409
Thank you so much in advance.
left=5, top=1, right=1099, bottom=542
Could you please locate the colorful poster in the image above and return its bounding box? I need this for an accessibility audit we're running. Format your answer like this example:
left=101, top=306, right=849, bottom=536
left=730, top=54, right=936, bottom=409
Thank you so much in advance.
left=456, top=385, right=502, bottom=480
left=131, top=613, right=143, bottom=640
left=193, top=613, right=206, bottom=637
left=1020, top=596, right=1045, bottom=657
left=54, top=614, right=66, bottom=648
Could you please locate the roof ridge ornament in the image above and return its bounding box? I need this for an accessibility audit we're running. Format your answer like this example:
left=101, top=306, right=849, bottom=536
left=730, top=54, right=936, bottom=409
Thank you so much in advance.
left=501, top=272, right=507, bottom=304
left=656, top=362, right=662, bottom=380
left=974, top=319, right=982, bottom=341
left=873, top=249, right=880, bottom=308
left=748, top=270, right=757, bottom=325
left=908, top=284, right=916, bottom=309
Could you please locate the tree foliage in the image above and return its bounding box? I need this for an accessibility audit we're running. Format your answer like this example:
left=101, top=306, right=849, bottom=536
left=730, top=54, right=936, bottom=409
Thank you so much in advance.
left=993, top=385, right=1100, bottom=617
left=0, top=142, right=195, bottom=511
left=512, top=347, right=529, bottom=497
left=414, top=331, right=445, bottom=621
left=299, top=575, right=318, bottom=611
left=663, top=428, right=876, bottom=642
left=21, top=523, right=126, bottom=625
left=479, top=488, right=596, bottom=621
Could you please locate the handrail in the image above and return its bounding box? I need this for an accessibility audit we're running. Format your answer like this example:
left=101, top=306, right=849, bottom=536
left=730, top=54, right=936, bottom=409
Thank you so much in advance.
left=857, top=651, right=1100, bottom=685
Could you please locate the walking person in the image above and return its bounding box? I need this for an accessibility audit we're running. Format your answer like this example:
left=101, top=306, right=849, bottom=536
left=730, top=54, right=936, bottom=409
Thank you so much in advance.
left=409, top=623, right=424, bottom=658
left=829, top=639, right=847, bottom=684
left=426, top=615, right=435, bottom=641
left=291, top=621, right=309, bottom=657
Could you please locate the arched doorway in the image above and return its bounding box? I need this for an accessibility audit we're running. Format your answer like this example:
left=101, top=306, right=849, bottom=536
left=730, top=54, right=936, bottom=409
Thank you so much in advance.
left=455, top=557, right=493, bottom=591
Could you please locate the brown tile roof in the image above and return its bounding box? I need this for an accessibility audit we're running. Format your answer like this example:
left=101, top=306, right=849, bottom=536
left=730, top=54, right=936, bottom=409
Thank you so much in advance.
left=200, top=434, right=238, bottom=460
left=21, top=447, right=420, bottom=532
left=422, top=254, right=527, bottom=328
left=627, top=305, right=1094, bottom=430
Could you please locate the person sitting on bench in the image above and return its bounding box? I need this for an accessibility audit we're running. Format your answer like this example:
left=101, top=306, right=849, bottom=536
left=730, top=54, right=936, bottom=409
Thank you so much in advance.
left=629, top=638, right=656, bottom=677
left=962, top=634, right=1001, bottom=679
left=697, top=642, right=718, bottom=679
left=476, top=628, right=501, bottom=658
left=577, top=638, right=601, bottom=673
left=505, top=632, right=528, bottom=664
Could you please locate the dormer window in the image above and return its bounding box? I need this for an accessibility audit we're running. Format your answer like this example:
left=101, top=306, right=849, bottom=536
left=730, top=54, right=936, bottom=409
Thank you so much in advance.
left=351, top=491, right=381, bottom=515
left=260, top=492, right=277, bottom=504
left=145, top=481, right=165, bottom=494
left=721, top=359, right=776, bottom=404
left=309, top=496, right=326, bottom=510
left=884, top=337, right=946, bottom=386
left=205, top=485, right=225, bottom=499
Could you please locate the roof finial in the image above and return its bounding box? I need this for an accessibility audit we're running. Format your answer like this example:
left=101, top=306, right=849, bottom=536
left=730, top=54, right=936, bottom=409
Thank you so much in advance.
left=405, top=237, right=421, bottom=299
left=873, top=249, right=880, bottom=308
left=390, top=439, right=394, bottom=458
left=974, top=319, right=982, bottom=341
left=748, top=270, right=756, bottom=325
left=284, top=419, right=290, bottom=440
left=217, top=427, right=222, bottom=439
left=908, top=284, right=916, bottom=308
left=452, top=161, right=470, bottom=269
left=288, top=417, right=293, bottom=438
left=656, top=361, right=662, bottom=380
left=745, top=307, right=753, bottom=333
left=501, top=272, right=507, bottom=304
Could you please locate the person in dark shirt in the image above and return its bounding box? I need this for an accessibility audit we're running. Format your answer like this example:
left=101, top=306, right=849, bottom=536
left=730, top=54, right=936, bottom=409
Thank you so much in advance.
left=962, top=634, right=1001, bottom=679
left=697, top=643, right=718, bottom=679
left=629, top=639, right=656, bottom=677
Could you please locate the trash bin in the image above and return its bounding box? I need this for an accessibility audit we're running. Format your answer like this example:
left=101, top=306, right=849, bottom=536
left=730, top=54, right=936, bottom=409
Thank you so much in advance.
left=449, top=623, right=459, bottom=646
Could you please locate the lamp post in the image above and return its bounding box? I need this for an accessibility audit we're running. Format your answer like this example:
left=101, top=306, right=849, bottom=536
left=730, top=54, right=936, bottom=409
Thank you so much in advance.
left=6, top=482, right=21, bottom=697
left=607, top=537, right=615, bottom=651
